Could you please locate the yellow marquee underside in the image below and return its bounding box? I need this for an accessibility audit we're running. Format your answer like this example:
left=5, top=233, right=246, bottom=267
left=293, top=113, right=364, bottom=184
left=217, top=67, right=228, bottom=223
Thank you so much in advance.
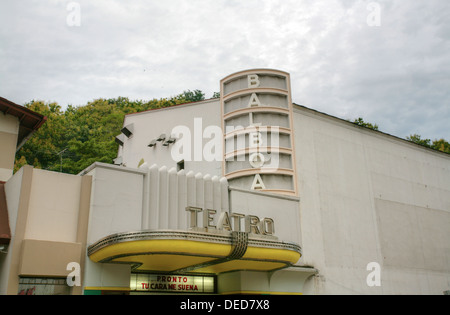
left=88, top=233, right=301, bottom=274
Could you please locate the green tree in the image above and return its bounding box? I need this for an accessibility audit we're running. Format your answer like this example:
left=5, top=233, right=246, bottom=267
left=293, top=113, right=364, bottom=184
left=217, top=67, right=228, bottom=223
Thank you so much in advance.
left=15, top=90, right=208, bottom=175
left=431, top=139, right=450, bottom=153
left=407, top=134, right=450, bottom=154
left=406, top=134, right=432, bottom=147
left=18, top=100, right=68, bottom=171
left=14, top=156, right=28, bottom=173
left=352, top=117, right=379, bottom=131
left=180, top=90, right=205, bottom=103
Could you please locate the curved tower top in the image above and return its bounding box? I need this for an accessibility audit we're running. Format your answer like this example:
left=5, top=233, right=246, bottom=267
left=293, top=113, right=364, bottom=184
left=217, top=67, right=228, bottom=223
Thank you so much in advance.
left=220, top=69, right=298, bottom=196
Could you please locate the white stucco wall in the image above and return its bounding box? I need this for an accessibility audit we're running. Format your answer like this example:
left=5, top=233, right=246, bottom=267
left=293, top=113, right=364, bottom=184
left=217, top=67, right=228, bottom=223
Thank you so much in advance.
left=82, top=161, right=232, bottom=291
left=85, top=164, right=145, bottom=245
left=83, top=164, right=146, bottom=291
left=119, top=99, right=223, bottom=177
left=229, top=188, right=301, bottom=249
left=293, top=105, right=450, bottom=295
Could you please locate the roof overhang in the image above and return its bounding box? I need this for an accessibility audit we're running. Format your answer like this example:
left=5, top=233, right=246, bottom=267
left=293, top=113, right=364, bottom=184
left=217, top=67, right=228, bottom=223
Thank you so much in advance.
left=0, top=97, right=47, bottom=151
left=88, top=230, right=301, bottom=274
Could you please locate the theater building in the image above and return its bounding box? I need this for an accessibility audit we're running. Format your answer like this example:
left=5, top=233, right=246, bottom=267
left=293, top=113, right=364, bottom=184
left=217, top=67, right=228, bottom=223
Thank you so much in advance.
left=0, top=69, right=449, bottom=295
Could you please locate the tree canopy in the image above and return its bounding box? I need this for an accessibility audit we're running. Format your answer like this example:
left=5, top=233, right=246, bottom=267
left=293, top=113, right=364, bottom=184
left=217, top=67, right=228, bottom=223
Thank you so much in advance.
left=352, top=117, right=379, bottom=131
left=14, top=90, right=206, bottom=174
left=406, top=134, right=450, bottom=153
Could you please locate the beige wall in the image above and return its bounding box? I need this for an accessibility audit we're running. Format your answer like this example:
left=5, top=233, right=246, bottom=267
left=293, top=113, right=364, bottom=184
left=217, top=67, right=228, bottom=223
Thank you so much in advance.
left=19, top=240, right=82, bottom=277
left=0, top=112, right=19, bottom=182
left=25, top=169, right=82, bottom=242
left=1, top=166, right=92, bottom=295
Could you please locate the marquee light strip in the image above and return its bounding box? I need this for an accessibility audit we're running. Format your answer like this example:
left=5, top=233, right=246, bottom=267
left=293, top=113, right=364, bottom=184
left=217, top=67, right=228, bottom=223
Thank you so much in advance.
left=87, top=230, right=301, bottom=258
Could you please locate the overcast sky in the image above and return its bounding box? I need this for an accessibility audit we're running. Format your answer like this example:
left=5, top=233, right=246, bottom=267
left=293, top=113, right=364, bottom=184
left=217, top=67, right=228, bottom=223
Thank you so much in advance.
left=0, top=0, right=449, bottom=141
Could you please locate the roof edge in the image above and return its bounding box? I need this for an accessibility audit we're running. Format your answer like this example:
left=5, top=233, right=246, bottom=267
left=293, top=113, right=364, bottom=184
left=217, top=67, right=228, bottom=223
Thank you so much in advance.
left=124, top=98, right=219, bottom=118
left=292, top=103, right=450, bottom=158
left=0, top=97, right=47, bottom=124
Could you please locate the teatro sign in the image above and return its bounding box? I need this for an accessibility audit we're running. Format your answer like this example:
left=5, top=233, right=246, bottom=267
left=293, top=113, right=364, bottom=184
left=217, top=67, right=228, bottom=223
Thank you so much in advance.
left=186, top=206, right=275, bottom=237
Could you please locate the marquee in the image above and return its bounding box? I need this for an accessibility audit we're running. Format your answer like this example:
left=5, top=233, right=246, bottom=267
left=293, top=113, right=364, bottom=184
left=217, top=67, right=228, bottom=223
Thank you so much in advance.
left=88, top=210, right=301, bottom=275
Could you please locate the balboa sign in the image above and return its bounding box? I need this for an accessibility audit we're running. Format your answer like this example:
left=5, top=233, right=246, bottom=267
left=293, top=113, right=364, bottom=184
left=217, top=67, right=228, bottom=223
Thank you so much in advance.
left=221, top=69, right=298, bottom=197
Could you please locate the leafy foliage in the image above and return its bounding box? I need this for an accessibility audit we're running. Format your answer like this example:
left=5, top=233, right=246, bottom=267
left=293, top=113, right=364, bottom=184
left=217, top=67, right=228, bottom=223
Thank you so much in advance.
left=407, top=134, right=450, bottom=154
left=352, top=117, right=379, bottom=131
left=351, top=118, right=449, bottom=154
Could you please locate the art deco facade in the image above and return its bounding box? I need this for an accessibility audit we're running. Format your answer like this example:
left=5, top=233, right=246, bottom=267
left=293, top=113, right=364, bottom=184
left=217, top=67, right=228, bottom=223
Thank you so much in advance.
left=1, top=70, right=449, bottom=295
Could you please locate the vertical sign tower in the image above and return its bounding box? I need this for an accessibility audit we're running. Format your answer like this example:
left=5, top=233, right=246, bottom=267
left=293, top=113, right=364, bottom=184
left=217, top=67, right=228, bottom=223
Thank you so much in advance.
left=220, top=69, right=298, bottom=196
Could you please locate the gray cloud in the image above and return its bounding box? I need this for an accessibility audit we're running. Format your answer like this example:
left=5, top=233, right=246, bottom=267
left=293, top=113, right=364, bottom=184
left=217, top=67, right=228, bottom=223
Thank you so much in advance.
left=0, top=0, right=448, bottom=141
